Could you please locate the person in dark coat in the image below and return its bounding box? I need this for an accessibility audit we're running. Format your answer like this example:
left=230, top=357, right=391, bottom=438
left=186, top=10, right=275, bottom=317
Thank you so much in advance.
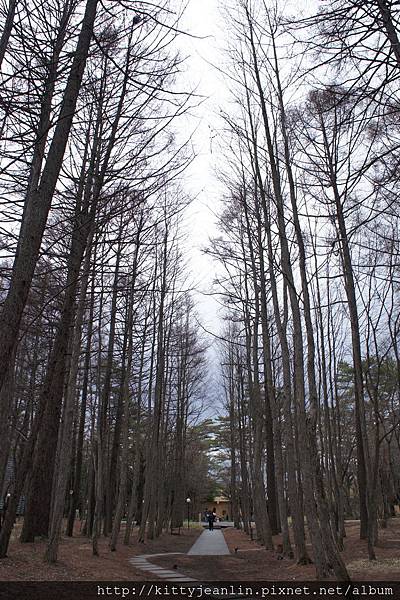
left=207, top=508, right=216, bottom=531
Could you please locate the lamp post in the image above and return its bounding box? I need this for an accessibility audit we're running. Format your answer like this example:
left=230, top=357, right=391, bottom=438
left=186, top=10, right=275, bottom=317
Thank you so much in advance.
left=186, top=497, right=191, bottom=530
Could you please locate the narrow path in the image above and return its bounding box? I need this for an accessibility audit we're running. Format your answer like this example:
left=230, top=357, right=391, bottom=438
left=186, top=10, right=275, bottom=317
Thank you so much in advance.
left=129, top=553, right=197, bottom=582
left=187, top=529, right=230, bottom=556
left=129, top=529, right=230, bottom=581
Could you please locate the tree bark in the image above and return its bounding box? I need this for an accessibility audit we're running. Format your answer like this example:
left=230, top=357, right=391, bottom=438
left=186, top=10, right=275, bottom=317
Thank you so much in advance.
left=45, top=229, right=94, bottom=562
left=0, top=0, right=17, bottom=69
left=0, top=0, right=98, bottom=397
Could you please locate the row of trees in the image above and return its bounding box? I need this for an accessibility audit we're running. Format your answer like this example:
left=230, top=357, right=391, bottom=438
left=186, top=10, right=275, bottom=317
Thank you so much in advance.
left=211, top=0, right=400, bottom=581
left=0, top=0, right=211, bottom=564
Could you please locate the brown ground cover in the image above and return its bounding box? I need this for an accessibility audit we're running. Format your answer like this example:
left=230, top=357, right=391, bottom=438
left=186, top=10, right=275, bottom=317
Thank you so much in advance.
left=150, top=520, right=400, bottom=581
left=0, top=519, right=399, bottom=582
left=0, top=520, right=201, bottom=581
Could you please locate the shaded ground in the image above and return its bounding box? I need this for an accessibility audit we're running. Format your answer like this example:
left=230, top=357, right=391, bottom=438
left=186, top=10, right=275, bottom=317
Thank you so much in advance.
left=150, top=519, right=400, bottom=581
left=0, top=520, right=201, bottom=581
left=0, top=519, right=399, bottom=581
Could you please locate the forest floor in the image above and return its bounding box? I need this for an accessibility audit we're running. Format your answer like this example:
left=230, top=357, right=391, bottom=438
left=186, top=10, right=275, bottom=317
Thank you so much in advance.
left=151, top=519, right=400, bottom=581
left=0, top=520, right=201, bottom=581
left=0, top=519, right=399, bottom=581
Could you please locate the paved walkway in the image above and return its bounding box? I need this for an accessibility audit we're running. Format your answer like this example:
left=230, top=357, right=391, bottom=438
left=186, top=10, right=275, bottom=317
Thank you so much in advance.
left=187, top=529, right=230, bottom=556
left=129, top=553, right=197, bottom=582
left=129, top=529, right=230, bottom=581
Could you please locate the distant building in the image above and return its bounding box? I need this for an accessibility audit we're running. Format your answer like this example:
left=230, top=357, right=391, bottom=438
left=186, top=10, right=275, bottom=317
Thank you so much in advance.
left=204, top=495, right=231, bottom=520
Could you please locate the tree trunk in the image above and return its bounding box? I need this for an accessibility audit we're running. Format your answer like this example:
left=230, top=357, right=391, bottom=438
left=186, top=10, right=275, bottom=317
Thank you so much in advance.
left=0, top=0, right=17, bottom=68
left=0, top=0, right=98, bottom=396
left=45, top=231, right=94, bottom=562
left=20, top=123, right=96, bottom=542
left=110, top=276, right=135, bottom=551
left=245, top=10, right=349, bottom=578
left=66, top=265, right=96, bottom=537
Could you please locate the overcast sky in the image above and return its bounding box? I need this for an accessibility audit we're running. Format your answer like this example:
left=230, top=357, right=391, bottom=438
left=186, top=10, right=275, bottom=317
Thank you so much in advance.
left=177, top=0, right=226, bottom=337
left=171, top=0, right=320, bottom=410
left=176, top=0, right=319, bottom=338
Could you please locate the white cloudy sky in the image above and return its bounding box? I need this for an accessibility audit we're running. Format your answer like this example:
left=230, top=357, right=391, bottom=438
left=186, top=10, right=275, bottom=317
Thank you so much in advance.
left=175, top=0, right=319, bottom=338
left=177, top=0, right=227, bottom=336
left=169, top=0, right=320, bottom=410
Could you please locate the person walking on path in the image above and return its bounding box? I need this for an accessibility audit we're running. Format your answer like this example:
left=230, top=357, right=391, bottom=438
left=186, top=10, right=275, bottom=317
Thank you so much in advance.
left=207, top=509, right=216, bottom=531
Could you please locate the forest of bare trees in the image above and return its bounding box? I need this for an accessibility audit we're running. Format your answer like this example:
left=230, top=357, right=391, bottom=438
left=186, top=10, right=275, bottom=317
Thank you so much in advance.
left=210, top=0, right=400, bottom=582
left=1, top=0, right=400, bottom=586
left=0, top=0, right=212, bottom=567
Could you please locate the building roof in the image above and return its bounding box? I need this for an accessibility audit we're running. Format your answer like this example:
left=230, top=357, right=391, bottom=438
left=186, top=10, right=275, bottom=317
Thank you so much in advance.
left=213, top=495, right=230, bottom=503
